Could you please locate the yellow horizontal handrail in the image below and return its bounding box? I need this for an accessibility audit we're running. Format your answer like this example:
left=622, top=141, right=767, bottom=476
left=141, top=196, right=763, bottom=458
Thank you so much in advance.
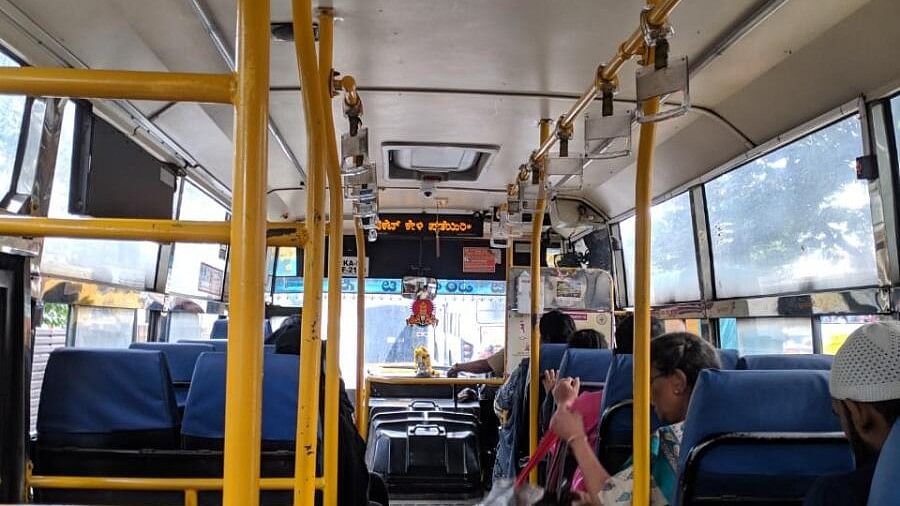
left=0, top=67, right=234, bottom=104
left=529, top=0, right=680, bottom=163
left=367, top=376, right=505, bottom=387
left=0, top=217, right=307, bottom=246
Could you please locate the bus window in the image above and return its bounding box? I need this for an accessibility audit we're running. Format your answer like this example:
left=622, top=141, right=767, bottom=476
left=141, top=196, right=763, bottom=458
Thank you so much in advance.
left=719, top=317, right=813, bottom=355
left=41, top=103, right=159, bottom=289
left=620, top=192, right=700, bottom=306
left=892, top=96, right=900, bottom=160
left=820, top=315, right=880, bottom=355
left=706, top=116, right=877, bottom=298
left=0, top=51, right=26, bottom=197
left=71, top=306, right=135, bottom=348
left=166, top=182, right=228, bottom=299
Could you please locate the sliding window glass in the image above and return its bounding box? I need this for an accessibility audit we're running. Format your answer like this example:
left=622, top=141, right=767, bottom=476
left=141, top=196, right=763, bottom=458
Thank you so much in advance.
left=0, top=52, right=26, bottom=197
left=705, top=116, right=877, bottom=298
left=620, top=192, right=700, bottom=305
left=166, top=182, right=228, bottom=298
left=892, top=96, right=900, bottom=164
left=42, top=103, right=159, bottom=289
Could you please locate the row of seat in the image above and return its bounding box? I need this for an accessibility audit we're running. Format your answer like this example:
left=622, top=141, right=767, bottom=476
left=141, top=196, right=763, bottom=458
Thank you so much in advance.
left=534, top=344, right=849, bottom=504
left=209, top=317, right=274, bottom=340
left=36, top=347, right=297, bottom=450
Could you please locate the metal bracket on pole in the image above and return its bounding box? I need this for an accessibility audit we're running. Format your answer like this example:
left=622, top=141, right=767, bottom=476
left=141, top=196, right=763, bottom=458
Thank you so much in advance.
left=635, top=55, right=690, bottom=123
left=341, top=127, right=370, bottom=175
left=343, top=163, right=377, bottom=202
left=546, top=153, right=585, bottom=190
left=585, top=110, right=634, bottom=159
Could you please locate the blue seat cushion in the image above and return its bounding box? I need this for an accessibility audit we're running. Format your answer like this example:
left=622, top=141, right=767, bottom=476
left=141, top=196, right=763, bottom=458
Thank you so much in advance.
left=737, top=354, right=833, bottom=370
left=181, top=352, right=299, bottom=449
left=558, top=348, right=613, bottom=385
left=210, top=318, right=228, bottom=339
left=540, top=343, right=568, bottom=373
left=37, top=348, right=180, bottom=449
left=677, top=370, right=852, bottom=504
left=869, top=422, right=900, bottom=506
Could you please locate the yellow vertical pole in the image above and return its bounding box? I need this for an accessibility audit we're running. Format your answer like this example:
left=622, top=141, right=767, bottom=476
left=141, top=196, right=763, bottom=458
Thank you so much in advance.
left=633, top=13, right=661, bottom=505
left=318, top=9, right=344, bottom=506
left=354, top=219, right=367, bottom=433
left=528, top=119, right=551, bottom=484
left=291, top=0, right=327, bottom=504
left=221, top=0, right=268, bottom=504
left=504, top=216, right=513, bottom=377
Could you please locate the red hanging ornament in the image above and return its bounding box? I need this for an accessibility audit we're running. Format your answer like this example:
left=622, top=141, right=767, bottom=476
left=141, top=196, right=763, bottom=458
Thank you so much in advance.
left=407, top=298, right=437, bottom=327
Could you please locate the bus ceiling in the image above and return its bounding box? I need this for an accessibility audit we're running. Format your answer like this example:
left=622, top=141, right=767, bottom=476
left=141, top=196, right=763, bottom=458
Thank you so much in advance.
left=0, top=1, right=897, bottom=218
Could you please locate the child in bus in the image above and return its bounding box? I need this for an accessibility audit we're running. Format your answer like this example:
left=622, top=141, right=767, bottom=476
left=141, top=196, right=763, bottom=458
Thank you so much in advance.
left=803, top=322, right=900, bottom=506
left=550, top=331, right=720, bottom=505
left=611, top=313, right=665, bottom=354
left=566, top=328, right=608, bottom=349
left=492, top=310, right=576, bottom=482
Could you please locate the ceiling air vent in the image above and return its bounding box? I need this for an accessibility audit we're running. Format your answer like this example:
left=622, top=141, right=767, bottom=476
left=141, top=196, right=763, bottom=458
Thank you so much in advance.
left=382, top=142, right=499, bottom=182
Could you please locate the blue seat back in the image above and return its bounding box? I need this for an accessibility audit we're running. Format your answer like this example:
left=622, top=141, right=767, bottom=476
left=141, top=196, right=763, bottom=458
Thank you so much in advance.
left=129, top=342, right=215, bottom=407
left=37, top=348, right=179, bottom=449
left=179, top=339, right=228, bottom=353
left=181, top=352, right=299, bottom=447
left=540, top=343, right=568, bottom=373
left=210, top=318, right=228, bottom=339
left=129, top=342, right=215, bottom=383
left=737, top=354, right=833, bottom=370
left=597, top=354, right=661, bottom=473
left=558, top=348, right=613, bottom=385
left=716, top=349, right=739, bottom=370
left=209, top=318, right=273, bottom=339
left=869, top=422, right=900, bottom=506
left=677, top=370, right=852, bottom=505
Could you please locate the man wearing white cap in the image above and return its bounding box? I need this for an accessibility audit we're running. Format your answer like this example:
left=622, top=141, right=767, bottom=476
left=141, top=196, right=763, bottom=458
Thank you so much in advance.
left=804, top=321, right=900, bottom=506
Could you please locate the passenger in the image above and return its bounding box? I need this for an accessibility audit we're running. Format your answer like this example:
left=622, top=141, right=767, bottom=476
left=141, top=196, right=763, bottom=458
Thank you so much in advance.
left=567, top=328, right=607, bottom=349
left=492, top=310, right=576, bottom=482
left=270, top=315, right=375, bottom=506
left=804, top=322, right=900, bottom=506
left=447, top=346, right=505, bottom=378
left=612, top=313, right=665, bottom=354
left=550, top=331, right=720, bottom=505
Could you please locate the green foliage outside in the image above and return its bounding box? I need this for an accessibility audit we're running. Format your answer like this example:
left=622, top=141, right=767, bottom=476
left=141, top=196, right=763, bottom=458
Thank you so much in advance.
left=41, top=303, right=69, bottom=329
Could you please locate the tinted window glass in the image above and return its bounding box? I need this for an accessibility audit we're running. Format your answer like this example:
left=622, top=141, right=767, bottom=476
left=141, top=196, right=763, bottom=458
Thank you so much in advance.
left=167, top=182, right=228, bottom=298
left=0, top=52, right=26, bottom=197
left=718, top=317, right=813, bottom=355
left=620, top=192, right=700, bottom=305
left=706, top=116, right=876, bottom=298
left=42, top=103, right=159, bottom=289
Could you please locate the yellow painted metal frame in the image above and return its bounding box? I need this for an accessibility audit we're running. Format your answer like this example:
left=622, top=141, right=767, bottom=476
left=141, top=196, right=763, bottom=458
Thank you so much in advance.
left=527, top=119, right=552, bottom=484
left=504, top=0, right=681, bottom=496
left=0, top=0, right=274, bottom=504
left=631, top=3, right=664, bottom=502
left=0, top=217, right=307, bottom=247
left=220, top=0, right=270, bottom=503
left=0, top=67, right=234, bottom=103
left=27, top=466, right=325, bottom=506
left=291, top=0, right=328, bottom=504
left=354, top=219, right=367, bottom=434
left=318, top=9, right=345, bottom=506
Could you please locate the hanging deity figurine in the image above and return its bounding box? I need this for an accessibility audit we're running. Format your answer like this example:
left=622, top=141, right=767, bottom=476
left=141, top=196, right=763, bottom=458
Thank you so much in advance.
left=413, top=345, right=436, bottom=378
left=406, top=297, right=437, bottom=327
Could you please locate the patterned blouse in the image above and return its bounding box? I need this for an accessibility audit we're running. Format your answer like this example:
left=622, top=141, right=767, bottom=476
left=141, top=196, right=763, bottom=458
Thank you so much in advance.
left=597, top=422, right=684, bottom=505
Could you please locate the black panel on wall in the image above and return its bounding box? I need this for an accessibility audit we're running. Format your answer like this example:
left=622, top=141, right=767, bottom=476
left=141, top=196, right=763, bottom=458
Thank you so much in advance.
left=329, top=236, right=507, bottom=280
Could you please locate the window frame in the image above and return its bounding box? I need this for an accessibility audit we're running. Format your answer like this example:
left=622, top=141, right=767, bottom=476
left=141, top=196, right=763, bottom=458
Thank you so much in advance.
left=703, top=113, right=877, bottom=299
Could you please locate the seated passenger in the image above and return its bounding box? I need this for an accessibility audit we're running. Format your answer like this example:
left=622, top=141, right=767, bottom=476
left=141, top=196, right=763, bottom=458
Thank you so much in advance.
left=447, top=346, right=505, bottom=378
left=551, top=331, right=720, bottom=505
left=567, top=328, right=607, bottom=349
left=804, top=322, right=900, bottom=506
left=492, top=310, right=576, bottom=482
left=270, top=315, right=374, bottom=506
left=612, top=314, right=665, bottom=354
